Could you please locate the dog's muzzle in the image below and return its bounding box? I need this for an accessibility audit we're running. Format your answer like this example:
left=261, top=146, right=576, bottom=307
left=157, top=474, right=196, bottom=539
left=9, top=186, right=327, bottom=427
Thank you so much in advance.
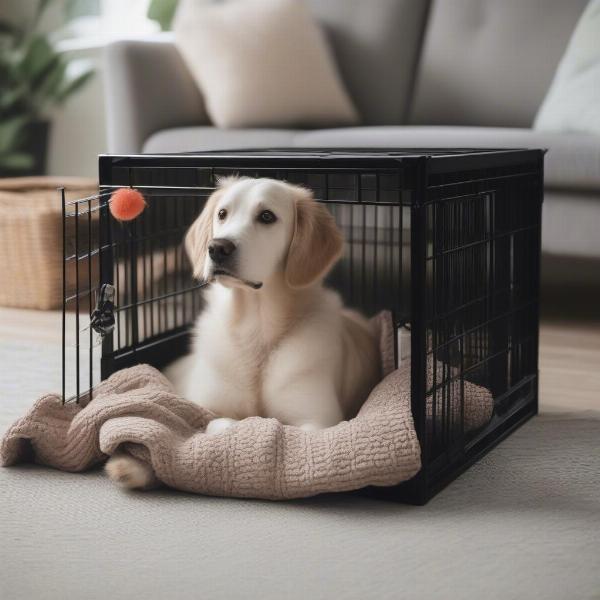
left=206, top=238, right=262, bottom=289
left=208, top=238, right=236, bottom=266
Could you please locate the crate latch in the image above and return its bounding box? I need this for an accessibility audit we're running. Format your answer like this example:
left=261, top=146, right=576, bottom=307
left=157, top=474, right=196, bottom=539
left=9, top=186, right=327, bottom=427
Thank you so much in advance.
left=90, top=283, right=116, bottom=337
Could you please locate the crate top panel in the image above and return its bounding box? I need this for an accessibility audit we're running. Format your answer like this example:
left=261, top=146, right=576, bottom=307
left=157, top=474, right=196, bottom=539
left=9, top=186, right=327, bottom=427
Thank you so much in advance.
left=99, top=148, right=544, bottom=201
left=100, top=148, right=543, bottom=170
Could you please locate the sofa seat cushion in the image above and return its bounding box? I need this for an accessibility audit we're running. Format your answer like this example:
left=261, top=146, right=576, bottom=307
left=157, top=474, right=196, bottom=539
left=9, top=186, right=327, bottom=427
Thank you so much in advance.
left=294, top=126, right=600, bottom=191
left=543, top=190, right=600, bottom=258
left=143, top=125, right=600, bottom=192
left=143, top=127, right=298, bottom=154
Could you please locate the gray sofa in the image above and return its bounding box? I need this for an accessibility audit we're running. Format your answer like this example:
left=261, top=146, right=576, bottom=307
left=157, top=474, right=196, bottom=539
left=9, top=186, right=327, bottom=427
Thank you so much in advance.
left=104, top=0, right=600, bottom=265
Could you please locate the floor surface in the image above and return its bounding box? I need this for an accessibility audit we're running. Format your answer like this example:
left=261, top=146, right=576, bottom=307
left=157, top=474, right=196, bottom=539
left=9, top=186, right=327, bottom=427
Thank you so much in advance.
left=1, top=291, right=599, bottom=600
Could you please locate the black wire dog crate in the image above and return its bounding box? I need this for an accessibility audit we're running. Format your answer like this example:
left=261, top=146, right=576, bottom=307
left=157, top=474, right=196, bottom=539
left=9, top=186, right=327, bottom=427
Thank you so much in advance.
left=62, top=148, right=544, bottom=504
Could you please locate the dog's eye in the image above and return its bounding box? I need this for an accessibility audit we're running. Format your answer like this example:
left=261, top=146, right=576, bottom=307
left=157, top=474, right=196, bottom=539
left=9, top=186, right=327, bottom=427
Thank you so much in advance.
left=258, top=210, right=276, bottom=224
left=217, top=208, right=227, bottom=221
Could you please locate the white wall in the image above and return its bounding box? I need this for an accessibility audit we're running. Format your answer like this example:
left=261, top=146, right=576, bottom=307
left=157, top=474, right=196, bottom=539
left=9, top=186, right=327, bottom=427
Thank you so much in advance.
left=47, top=46, right=108, bottom=179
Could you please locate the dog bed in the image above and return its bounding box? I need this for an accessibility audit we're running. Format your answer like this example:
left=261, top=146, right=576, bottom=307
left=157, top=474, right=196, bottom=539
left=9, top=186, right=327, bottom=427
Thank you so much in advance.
left=0, top=313, right=493, bottom=500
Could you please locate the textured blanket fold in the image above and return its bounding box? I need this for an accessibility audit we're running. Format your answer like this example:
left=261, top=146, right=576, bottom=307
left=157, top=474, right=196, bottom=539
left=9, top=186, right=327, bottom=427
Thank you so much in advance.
left=1, top=313, right=493, bottom=500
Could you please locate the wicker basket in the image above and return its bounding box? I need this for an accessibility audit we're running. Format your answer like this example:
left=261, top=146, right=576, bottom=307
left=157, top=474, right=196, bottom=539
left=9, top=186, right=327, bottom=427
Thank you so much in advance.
left=0, top=177, right=98, bottom=310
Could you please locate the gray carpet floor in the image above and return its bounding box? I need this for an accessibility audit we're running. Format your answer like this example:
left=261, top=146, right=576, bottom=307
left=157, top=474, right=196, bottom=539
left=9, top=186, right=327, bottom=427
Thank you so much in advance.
left=1, top=340, right=600, bottom=600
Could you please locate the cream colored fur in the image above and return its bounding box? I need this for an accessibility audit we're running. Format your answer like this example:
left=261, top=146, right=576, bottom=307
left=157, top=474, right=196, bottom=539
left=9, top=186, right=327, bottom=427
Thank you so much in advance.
left=105, top=177, right=381, bottom=489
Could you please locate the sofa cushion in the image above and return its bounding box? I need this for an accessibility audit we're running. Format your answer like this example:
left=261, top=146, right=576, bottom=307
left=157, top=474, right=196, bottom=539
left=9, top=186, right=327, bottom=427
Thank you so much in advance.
left=173, top=0, right=359, bottom=129
left=409, top=0, right=589, bottom=128
left=534, top=0, right=600, bottom=136
left=143, top=127, right=298, bottom=154
left=293, top=126, right=600, bottom=191
left=307, top=0, right=430, bottom=125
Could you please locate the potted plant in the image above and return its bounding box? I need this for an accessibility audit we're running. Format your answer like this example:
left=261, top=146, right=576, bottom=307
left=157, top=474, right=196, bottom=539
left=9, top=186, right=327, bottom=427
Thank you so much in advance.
left=0, top=0, right=94, bottom=177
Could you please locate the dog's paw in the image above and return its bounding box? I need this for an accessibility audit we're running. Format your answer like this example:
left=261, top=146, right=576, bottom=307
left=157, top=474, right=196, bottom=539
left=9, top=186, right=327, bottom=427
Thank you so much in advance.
left=105, top=454, right=159, bottom=490
left=205, top=417, right=238, bottom=435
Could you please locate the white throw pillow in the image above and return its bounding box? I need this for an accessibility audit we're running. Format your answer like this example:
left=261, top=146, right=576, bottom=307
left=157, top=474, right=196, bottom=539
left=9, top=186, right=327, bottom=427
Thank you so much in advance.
left=173, top=0, right=359, bottom=129
left=534, top=0, right=600, bottom=135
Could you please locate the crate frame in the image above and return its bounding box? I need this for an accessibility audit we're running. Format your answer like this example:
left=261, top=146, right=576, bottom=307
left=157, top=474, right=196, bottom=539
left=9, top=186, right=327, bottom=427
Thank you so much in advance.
left=62, top=148, right=544, bottom=504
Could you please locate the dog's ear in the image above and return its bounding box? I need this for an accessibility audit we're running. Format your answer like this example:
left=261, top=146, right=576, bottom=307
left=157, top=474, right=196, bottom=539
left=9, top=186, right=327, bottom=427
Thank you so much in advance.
left=285, top=189, right=343, bottom=288
left=185, top=190, right=221, bottom=279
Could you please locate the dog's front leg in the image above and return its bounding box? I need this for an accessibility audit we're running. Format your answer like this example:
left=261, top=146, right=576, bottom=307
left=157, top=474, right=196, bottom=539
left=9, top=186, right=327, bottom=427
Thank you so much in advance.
left=263, top=375, right=344, bottom=430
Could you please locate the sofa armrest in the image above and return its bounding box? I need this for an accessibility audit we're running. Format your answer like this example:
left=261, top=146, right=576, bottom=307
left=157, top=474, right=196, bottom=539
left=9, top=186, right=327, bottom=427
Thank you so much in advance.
left=103, top=38, right=207, bottom=154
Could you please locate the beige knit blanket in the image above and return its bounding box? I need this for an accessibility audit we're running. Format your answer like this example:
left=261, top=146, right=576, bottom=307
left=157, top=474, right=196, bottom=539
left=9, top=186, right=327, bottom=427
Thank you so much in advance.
left=0, top=314, right=493, bottom=500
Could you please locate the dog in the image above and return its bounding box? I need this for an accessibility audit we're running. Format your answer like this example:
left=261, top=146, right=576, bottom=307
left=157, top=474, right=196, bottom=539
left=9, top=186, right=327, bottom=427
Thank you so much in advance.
left=105, top=177, right=381, bottom=489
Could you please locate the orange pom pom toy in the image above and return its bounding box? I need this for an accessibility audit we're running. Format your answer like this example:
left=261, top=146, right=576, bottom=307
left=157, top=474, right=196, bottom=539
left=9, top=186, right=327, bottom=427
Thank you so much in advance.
left=109, top=188, right=146, bottom=221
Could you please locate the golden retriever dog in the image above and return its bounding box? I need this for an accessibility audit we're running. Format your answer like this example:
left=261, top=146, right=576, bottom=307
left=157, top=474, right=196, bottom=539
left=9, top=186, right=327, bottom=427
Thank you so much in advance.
left=105, top=177, right=381, bottom=490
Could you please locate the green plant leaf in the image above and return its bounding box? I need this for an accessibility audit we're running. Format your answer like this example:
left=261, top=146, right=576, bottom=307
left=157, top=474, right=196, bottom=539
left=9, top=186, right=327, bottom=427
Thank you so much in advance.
left=0, top=151, right=35, bottom=171
left=34, top=57, right=67, bottom=107
left=0, top=9, right=95, bottom=119
left=147, top=0, right=179, bottom=31
left=0, top=116, right=29, bottom=153
left=0, top=85, right=27, bottom=112
left=55, top=65, right=94, bottom=104
left=19, top=35, right=56, bottom=81
left=2, top=48, right=24, bottom=81
left=32, top=52, right=62, bottom=93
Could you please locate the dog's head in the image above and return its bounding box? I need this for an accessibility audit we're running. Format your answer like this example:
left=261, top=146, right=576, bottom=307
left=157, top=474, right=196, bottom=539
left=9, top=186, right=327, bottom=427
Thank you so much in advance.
left=185, top=177, right=343, bottom=290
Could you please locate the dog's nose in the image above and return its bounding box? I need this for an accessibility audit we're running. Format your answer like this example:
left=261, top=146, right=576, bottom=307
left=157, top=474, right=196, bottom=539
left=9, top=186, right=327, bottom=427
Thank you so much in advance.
left=208, top=238, right=236, bottom=264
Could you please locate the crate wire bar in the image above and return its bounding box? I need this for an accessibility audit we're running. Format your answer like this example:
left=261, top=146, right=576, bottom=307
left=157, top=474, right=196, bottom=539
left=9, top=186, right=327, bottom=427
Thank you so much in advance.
left=61, top=187, right=109, bottom=404
left=62, top=148, right=544, bottom=504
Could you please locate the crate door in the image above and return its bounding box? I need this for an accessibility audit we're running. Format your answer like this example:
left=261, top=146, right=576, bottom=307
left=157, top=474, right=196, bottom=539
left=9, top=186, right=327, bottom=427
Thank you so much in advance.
left=62, top=187, right=208, bottom=403
left=99, top=189, right=210, bottom=380
left=61, top=188, right=104, bottom=403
